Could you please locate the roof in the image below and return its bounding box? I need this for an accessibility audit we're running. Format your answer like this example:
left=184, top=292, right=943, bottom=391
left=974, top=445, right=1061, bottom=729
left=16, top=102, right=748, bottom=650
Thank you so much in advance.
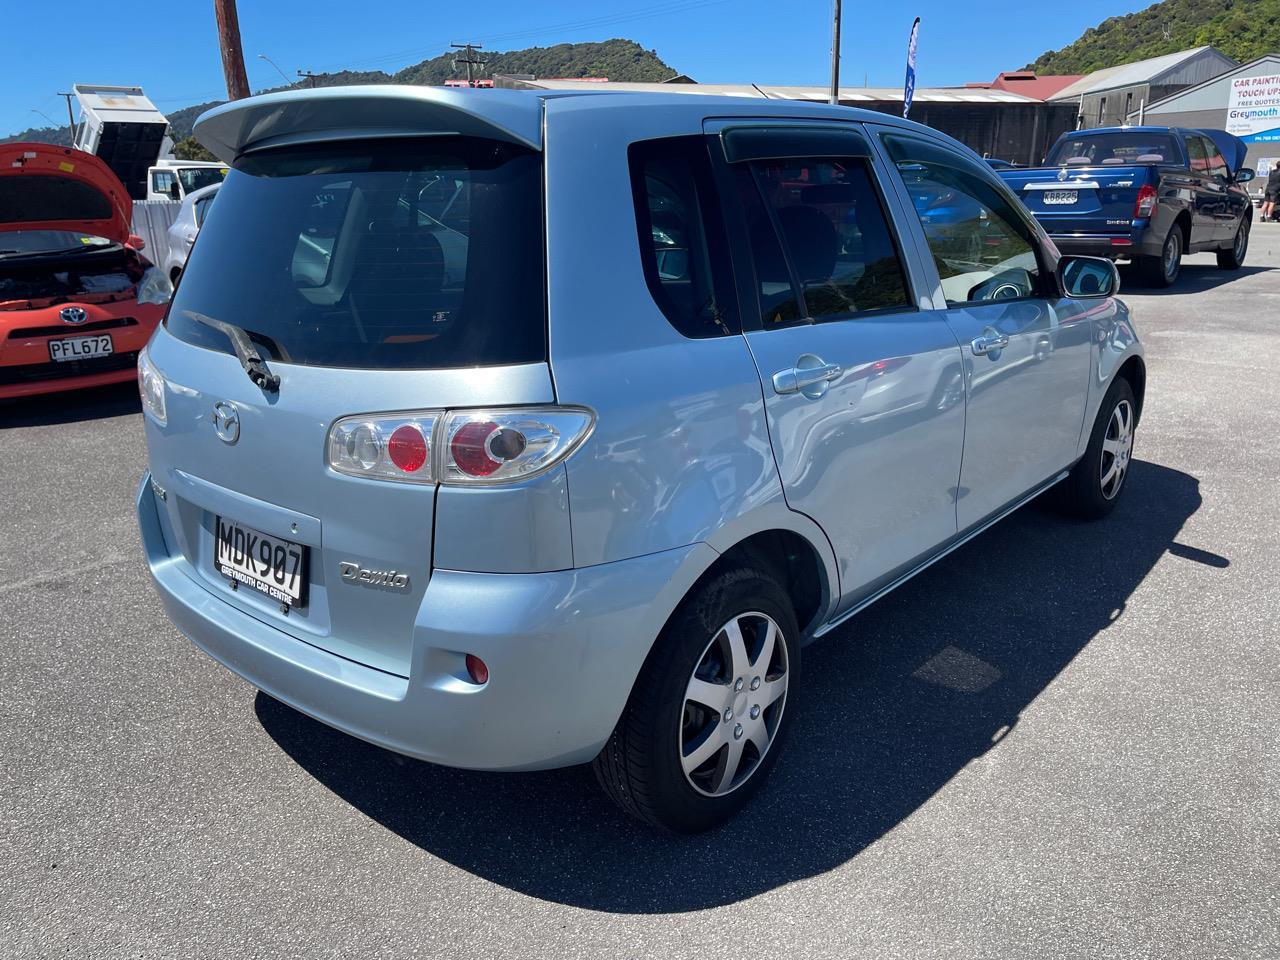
left=1049, top=46, right=1237, bottom=100
left=1138, top=53, right=1280, bottom=115
left=517, top=78, right=1042, bottom=104
left=973, top=72, right=1085, bottom=100
left=193, top=85, right=938, bottom=161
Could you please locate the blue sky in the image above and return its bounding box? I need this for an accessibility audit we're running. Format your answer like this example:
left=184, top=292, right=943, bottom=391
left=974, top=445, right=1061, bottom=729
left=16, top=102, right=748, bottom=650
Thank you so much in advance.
left=6, top=0, right=1153, bottom=137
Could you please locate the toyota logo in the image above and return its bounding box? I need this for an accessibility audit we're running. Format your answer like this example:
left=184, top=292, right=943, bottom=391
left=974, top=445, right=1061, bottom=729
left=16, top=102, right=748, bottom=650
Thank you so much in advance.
left=60, top=306, right=88, bottom=324
left=212, top=401, right=240, bottom=444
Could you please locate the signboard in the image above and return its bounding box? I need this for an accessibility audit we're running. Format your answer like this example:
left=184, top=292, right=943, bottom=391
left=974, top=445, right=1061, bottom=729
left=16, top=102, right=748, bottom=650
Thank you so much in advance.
left=1227, top=73, right=1280, bottom=143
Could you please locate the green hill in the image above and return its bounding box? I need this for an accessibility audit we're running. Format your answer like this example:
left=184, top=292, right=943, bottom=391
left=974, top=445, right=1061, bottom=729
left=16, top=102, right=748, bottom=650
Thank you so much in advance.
left=1028, top=0, right=1280, bottom=74
left=3, top=39, right=675, bottom=145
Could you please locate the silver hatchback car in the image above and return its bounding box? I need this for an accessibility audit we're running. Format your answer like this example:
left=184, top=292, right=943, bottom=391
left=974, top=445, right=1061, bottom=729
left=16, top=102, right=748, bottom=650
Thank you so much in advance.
left=137, top=87, right=1144, bottom=831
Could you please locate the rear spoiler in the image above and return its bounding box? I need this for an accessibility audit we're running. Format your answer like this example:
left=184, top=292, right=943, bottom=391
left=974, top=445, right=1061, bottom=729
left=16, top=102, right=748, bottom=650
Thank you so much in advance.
left=193, top=86, right=544, bottom=162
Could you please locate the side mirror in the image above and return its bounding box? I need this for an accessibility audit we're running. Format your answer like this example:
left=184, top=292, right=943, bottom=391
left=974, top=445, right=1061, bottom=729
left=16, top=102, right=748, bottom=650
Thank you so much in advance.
left=1059, top=255, right=1119, bottom=299
left=127, top=234, right=145, bottom=251
left=1235, top=168, right=1256, bottom=184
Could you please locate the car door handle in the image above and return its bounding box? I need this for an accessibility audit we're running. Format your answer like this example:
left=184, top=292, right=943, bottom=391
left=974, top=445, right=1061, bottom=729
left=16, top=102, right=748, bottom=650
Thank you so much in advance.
left=773, top=362, right=842, bottom=395
left=971, top=333, right=1010, bottom=356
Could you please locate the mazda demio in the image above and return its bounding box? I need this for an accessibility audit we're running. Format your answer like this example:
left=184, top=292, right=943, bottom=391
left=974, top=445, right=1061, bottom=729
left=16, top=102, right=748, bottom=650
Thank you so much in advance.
left=137, top=87, right=1144, bottom=831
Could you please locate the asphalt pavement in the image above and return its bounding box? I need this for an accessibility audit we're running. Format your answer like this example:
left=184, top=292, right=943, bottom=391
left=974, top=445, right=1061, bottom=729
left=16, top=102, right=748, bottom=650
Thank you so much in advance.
left=2, top=233, right=1278, bottom=959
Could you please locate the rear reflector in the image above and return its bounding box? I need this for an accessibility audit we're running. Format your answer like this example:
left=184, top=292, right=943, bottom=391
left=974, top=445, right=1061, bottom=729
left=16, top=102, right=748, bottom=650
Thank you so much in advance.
left=1110, top=238, right=1133, bottom=246
left=465, top=654, right=489, bottom=685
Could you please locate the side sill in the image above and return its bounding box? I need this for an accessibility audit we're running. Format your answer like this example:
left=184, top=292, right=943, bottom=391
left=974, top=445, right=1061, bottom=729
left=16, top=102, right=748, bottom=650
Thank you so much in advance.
left=812, top=469, right=1070, bottom=640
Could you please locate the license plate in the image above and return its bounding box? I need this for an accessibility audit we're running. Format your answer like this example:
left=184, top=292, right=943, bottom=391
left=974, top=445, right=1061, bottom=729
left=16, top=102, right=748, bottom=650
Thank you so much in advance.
left=49, top=334, right=113, bottom=362
left=1042, top=190, right=1078, bottom=205
left=213, top=516, right=308, bottom=606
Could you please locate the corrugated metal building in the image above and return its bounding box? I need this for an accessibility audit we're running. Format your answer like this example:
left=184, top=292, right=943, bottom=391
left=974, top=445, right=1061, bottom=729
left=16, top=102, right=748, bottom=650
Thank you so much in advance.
left=495, top=77, right=1077, bottom=165
left=1135, top=54, right=1280, bottom=184
left=1049, top=46, right=1239, bottom=128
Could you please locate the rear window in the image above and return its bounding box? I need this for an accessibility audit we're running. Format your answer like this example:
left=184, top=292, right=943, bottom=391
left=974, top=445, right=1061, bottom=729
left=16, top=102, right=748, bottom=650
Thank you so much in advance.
left=1046, top=133, right=1179, bottom=166
left=166, top=137, right=545, bottom=370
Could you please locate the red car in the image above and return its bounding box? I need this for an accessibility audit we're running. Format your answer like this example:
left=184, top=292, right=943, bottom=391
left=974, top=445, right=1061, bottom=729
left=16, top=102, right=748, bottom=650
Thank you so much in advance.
left=0, top=143, right=170, bottom=399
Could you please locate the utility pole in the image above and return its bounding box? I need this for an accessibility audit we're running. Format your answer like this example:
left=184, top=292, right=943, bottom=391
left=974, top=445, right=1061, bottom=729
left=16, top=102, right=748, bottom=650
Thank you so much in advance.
left=213, top=0, right=251, bottom=100
left=828, top=0, right=842, bottom=105
left=56, top=92, right=76, bottom=131
left=297, top=70, right=321, bottom=89
left=451, top=43, right=486, bottom=87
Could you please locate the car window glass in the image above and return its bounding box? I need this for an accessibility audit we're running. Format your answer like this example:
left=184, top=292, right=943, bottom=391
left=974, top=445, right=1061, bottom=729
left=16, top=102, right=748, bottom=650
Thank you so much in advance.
left=747, top=158, right=912, bottom=322
left=152, top=171, right=174, bottom=193
left=1199, top=137, right=1230, bottom=180
left=883, top=135, right=1048, bottom=308
left=1185, top=137, right=1209, bottom=173
left=194, top=197, right=212, bottom=227
left=733, top=166, right=803, bottom=328
left=164, top=137, right=546, bottom=370
left=629, top=136, right=737, bottom=338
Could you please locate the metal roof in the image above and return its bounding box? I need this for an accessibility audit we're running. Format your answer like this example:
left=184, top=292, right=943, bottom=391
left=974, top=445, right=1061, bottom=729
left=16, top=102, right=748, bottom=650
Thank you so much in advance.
left=1139, top=54, right=1280, bottom=115
left=518, top=78, right=1041, bottom=104
left=1049, top=46, right=1236, bottom=100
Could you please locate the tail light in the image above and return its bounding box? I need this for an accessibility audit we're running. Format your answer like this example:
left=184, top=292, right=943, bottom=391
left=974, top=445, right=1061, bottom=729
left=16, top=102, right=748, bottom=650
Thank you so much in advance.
left=137, top=347, right=167, bottom=424
left=1134, top=184, right=1157, bottom=218
left=327, top=407, right=593, bottom=486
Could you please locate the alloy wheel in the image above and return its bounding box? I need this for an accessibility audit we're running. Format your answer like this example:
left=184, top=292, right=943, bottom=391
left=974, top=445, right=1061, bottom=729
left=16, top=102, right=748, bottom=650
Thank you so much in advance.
left=1100, top=399, right=1134, bottom=500
left=1163, top=231, right=1181, bottom=282
left=679, top=612, right=789, bottom=797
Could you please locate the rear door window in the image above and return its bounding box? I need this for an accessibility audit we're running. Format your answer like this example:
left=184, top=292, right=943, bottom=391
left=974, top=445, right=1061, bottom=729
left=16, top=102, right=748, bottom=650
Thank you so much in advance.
left=165, top=137, right=545, bottom=370
left=745, top=158, right=912, bottom=322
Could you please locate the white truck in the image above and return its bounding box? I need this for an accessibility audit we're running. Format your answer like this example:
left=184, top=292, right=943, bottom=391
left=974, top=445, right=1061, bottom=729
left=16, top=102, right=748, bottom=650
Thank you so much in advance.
left=70, top=83, right=228, bottom=201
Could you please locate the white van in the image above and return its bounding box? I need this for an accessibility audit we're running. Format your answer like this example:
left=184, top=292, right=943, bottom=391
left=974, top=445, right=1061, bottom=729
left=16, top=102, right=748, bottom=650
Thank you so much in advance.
left=147, top=159, right=229, bottom=202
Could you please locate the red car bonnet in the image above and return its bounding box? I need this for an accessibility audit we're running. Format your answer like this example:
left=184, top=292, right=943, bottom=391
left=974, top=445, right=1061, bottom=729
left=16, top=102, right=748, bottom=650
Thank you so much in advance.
left=0, top=143, right=132, bottom=245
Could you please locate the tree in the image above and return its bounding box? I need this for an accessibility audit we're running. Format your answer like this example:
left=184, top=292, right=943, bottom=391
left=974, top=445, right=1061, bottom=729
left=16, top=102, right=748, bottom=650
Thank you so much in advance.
left=172, top=136, right=217, bottom=162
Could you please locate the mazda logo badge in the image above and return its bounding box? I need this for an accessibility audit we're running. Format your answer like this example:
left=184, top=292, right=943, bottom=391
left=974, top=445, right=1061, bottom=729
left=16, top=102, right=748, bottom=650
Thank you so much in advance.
left=212, top=401, right=240, bottom=444
left=60, top=306, right=88, bottom=324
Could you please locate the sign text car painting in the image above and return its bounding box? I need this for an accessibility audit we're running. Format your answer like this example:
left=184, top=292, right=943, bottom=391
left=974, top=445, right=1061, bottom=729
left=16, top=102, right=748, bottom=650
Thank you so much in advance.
left=1227, top=73, right=1280, bottom=143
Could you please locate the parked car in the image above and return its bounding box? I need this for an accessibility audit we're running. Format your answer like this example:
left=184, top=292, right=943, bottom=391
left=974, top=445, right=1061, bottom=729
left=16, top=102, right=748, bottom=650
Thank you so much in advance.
left=0, top=143, right=172, bottom=400
left=997, top=126, right=1255, bottom=286
left=137, top=88, right=1145, bottom=831
left=163, top=182, right=220, bottom=283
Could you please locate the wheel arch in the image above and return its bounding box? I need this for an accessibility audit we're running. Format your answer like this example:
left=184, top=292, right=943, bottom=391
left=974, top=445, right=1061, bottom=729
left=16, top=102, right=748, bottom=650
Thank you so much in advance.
left=1173, top=209, right=1192, bottom=248
left=1116, top=354, right=1146, bottom=425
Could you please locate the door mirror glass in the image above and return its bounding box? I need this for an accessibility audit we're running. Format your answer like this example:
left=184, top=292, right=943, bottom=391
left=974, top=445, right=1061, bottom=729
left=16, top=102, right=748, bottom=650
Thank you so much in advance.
left=1059, top=255, right=1119, bottom=299
left=1235, top=168, right=1256, bottom=184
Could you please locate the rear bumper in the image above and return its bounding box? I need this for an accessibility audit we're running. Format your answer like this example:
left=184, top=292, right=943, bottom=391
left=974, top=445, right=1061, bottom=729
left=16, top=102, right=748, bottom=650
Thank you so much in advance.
left=138, top=473, right=711, bottom=772
left=1048, top=228, right=1160, bottom=260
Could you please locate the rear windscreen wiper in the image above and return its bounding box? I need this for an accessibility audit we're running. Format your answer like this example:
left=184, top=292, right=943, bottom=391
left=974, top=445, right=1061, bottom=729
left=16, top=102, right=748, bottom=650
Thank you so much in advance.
left=182, top=310, right=282, bottom=392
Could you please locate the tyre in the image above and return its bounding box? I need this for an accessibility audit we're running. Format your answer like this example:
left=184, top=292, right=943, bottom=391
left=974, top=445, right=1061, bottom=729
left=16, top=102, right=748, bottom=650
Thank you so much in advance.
left=1058, top=377, right=1137, bottom=520
left=592, top=564, right=799, bottom=832
left=1137, top=226, right=1182, bottom=287
left=1217, top=219, right=1249, bottom=270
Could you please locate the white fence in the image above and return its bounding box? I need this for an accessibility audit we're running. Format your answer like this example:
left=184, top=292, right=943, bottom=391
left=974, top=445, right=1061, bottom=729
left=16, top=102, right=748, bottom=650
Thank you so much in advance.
left=131, top=199, right=181, bottom=269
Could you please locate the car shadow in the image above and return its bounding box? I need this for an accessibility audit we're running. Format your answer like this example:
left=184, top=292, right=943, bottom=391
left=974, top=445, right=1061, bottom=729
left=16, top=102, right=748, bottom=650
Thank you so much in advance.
left=1118, top=262, right=1271, bottom=293
left=256, top=459, right=1208, bottom=913
left=0, top=381, right=140, bottom=428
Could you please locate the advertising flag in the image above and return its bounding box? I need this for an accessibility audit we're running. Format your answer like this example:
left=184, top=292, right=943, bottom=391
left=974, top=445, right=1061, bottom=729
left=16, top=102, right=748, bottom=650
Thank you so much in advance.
left=904, top=17, right=920, bottom=119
